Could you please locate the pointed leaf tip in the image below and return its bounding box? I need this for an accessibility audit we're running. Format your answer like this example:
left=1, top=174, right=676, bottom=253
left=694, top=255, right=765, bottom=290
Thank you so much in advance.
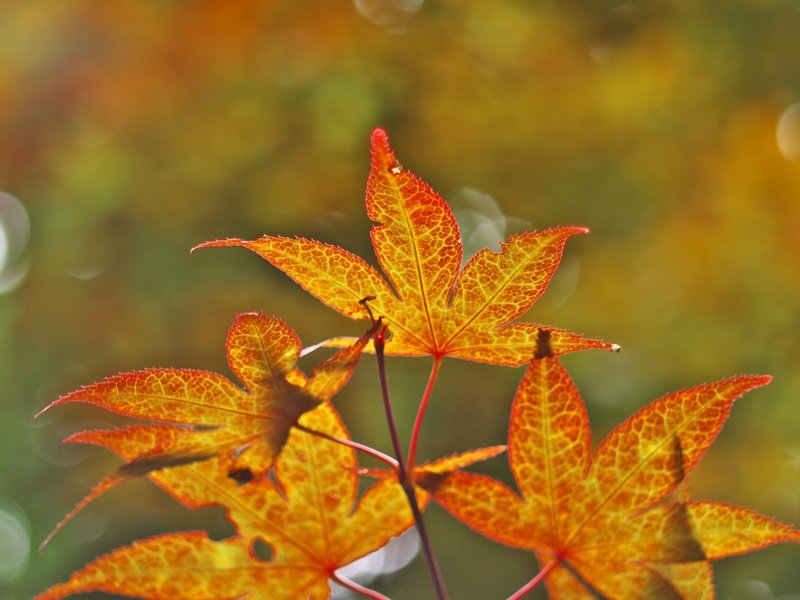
left=190, top=238, right=245, bottom=253
left=370, top=127, right=388, bottom=145
left=568, top=225, right=589, bottom=236
left=35, top=403, right=53, bottom=418
left=370, top=127, right=399, bottom=172
left=40, top=472, right=128, bottom=551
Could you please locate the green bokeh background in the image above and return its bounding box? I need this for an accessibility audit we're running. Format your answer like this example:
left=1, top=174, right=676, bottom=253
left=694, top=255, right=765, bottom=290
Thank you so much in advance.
left=2, top=1, right=800, bottom=598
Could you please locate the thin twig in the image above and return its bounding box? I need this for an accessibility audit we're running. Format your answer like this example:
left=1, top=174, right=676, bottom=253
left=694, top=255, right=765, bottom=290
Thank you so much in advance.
left=294, top=423, right=398, bottom=469
left=331, top=571, right=391, bottom=600
left=374, top=324, right=408, bottom=483
left=406, top=355, right=442, bottom=473
left=404, top=481, right=448, bottom=600
left=507, top=556, right=561, bottom=600
left=374, top=329, right=447, bottom=600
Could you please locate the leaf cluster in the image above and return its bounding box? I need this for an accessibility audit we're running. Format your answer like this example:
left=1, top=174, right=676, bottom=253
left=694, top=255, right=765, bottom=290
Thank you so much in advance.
left=37, top=130, right=800, bottom=600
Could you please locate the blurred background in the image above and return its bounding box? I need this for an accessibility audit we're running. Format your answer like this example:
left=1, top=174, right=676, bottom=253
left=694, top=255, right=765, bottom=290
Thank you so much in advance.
left=1, top=0, right=800, bottom=598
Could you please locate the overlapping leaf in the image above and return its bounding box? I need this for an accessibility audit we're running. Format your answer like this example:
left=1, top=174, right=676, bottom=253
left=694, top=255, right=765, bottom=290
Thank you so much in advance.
left=359, top=445, right=509, bottom=490
left=196, top=129, right=618, bottom=366
left=39, top=313, right=375, bottom=547
left=36, top=403, right=418, bottom=600
left=419, top=357, right=799, bottom=598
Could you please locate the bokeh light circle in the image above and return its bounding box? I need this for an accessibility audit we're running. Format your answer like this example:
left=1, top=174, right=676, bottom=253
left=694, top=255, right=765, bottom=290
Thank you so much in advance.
left=0, top=499, right=30, bottom=582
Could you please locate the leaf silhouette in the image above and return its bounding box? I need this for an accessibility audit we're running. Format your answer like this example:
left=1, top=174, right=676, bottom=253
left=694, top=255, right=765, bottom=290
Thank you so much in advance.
left=39, top=313, right=376, bottom=548
left=196, top=129, right=618, bottom=366
left=36, top=402, right=418, bottom=600
left=419, top=357, right=800, bottom=598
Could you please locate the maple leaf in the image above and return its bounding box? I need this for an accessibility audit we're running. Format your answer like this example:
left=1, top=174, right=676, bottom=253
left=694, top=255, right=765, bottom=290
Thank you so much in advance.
left=38, top=313, right=376, bottom=548
left=418, top=357, right=800, bottom=599
left=36, top=402, right=420, bottom=600
left=195, top=129, right=618, bottom=366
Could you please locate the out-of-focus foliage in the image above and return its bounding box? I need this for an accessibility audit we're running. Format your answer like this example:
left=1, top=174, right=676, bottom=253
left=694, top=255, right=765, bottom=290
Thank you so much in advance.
left=1, top=1, right=799, bottom=598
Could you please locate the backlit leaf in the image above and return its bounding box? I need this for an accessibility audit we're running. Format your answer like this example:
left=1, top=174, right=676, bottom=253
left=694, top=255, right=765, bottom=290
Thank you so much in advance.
left=38, top=313, right=375, bottom=548
left=37, top=403, right=416, bottom=600
left=420, top=357, right=798, bottom=598
left=196, top=129, right=619, bottom=366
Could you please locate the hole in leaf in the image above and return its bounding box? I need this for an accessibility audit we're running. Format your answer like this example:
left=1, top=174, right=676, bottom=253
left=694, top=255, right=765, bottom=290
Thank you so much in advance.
left=228, top=468, right=254, bottom=485
left=251, top=537, right=273, bottom=563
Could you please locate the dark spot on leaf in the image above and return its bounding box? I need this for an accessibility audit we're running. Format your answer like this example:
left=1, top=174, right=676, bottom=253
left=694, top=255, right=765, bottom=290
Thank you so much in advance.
left=416, top=470, right=452, bottom=493
left=671, top=434, right=686, bottom=484
left=228, top=467, right=254, bottom=485
left=534, top=328, right=553, bottom=359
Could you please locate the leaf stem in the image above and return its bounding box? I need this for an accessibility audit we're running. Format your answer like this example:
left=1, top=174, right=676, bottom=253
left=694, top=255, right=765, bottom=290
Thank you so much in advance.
left=506, top=556, right=562, bottom=600
left=405, top=482, right=448, bottom=600
left=374, top=327, right=448, bottom=600
left=294, top=423, right=398, bottom=469
left=374, top=324, right=408, bottom=483
left=331, top=571, right=391, bottom=600
left=406, top=355, right=442, bottom=472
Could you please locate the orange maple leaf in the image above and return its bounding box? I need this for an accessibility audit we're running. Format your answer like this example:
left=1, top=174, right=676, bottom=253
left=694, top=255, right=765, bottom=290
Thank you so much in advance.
left=38, top=313, right=376, bottom=548
left=419, top=357, right=800, bottom=599
left=196, top=129, right=618, bottom=366
left=36, top=403, right=420, bottom=600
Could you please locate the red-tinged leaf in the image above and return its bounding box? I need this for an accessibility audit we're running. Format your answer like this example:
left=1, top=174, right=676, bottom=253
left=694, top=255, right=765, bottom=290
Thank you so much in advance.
left=39, top=313, right=376, bottom=548
left=38, top=403, right=419, bottom=600
left=196, top=129, right=618, bottom=366
left=421, top=357, right=792, bottom=599
left=420, top=445, right=508, bottom=474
